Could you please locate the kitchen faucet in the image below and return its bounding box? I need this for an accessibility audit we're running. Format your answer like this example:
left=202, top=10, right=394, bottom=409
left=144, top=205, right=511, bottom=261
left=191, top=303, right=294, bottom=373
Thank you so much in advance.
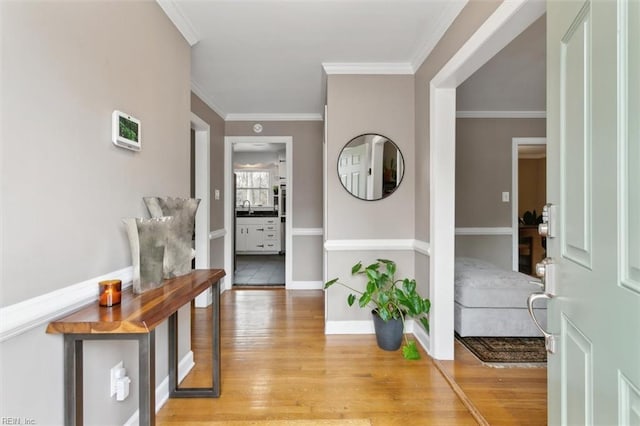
left=242, top=199, right=252, bottom=214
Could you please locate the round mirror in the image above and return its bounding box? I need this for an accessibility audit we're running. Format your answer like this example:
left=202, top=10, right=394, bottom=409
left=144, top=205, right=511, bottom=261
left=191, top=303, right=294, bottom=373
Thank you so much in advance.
left=337, top=133, right=404, bottom=201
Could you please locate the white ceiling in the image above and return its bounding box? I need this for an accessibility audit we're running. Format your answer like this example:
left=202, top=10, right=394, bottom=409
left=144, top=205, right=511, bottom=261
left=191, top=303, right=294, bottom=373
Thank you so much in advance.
left=158, top=0, right=467, bottom=120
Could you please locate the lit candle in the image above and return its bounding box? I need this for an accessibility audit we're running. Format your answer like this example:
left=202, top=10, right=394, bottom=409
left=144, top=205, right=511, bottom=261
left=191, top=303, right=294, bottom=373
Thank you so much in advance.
left=99, top=280, right=122, bottom=307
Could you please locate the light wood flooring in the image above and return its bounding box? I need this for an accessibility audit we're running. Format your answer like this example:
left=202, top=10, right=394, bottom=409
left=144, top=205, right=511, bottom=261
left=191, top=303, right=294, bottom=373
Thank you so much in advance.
left=157, top=289, right=546, bottom=425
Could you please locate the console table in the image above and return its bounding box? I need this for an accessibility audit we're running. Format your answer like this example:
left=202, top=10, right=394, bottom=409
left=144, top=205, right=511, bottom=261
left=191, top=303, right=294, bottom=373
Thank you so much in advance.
left=46, top=268, right=225, bottom=426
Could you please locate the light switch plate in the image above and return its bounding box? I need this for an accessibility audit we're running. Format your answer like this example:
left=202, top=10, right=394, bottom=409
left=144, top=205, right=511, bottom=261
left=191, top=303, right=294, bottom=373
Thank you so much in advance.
left=214, top=189, right=220, bottom=200
left=502, top=192, right=510, bottom=202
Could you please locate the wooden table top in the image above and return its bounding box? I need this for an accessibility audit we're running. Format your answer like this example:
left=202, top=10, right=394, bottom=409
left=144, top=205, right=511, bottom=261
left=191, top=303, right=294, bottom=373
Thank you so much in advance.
left=46, top=269, right=225, bottom=335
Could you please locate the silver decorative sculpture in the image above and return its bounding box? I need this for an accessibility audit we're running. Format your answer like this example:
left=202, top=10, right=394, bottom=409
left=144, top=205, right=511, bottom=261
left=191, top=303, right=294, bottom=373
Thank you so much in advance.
left=143, top=197, right=200, bottom=278
left=123, top=216, right=173, bottom=294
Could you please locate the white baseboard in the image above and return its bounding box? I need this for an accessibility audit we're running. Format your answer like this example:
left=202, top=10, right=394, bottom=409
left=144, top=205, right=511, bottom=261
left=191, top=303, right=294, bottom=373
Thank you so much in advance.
left=123, top=350, right=194, bottom=426
left=411, top=321, right=431, bottom=356
left=287, top=280, right=323, bottom=290
left=325, top=319, right=432, bottom=356
left=325, top=320, right=375, bottom=334
left=194, top=287, right=212, bottom=308
left=0, top=267, right=133, bottom=342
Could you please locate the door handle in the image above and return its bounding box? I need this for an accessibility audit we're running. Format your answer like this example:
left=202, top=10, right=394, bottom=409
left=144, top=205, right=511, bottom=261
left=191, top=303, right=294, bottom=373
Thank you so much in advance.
left=527, top=292, right=556, bottom=353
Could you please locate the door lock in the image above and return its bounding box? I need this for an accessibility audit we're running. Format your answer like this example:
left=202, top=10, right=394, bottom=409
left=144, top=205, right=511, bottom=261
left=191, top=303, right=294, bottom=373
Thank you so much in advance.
left=535, top=257, right=556, bottom=295
left=538, top=203, right=557, bottom=238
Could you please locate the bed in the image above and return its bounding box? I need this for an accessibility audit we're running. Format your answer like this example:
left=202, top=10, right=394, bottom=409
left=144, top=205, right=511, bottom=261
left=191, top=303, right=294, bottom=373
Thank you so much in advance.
left=454, top=257, right=547, bottom=337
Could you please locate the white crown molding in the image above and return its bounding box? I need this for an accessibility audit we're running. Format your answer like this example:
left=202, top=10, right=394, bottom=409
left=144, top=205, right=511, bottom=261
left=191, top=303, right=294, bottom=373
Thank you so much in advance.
left=455, top=227, right=513, bottom=236
left=191, top=80, right=228, bottom=119
left=291, top=228, right=323, bottom=236
left=156, top=0, right=200, bottom=46
left=322, top=62, right=414, bottom=75
left=456, top=110, right=546, bottom=119
left=209, top=228, right=226, bottom=240
left=410, top=0, right=468, bottom=71
left=0, top=267, right=133, bottom=342
left=225, top=113, right=324, bottom=122
left=288, top=281, right=323, bottom=290
left=324, top=239, right=416, bottom=251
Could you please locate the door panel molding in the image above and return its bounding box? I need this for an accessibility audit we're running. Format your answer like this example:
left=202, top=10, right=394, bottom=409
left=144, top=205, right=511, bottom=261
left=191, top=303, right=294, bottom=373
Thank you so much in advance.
left=561, top=314, right=594, bottom=426
left=618, top=0, right=640, bottom=293
left=560, top=2, right=593, bottom=269
left=618, top=371, right=640, bottom=425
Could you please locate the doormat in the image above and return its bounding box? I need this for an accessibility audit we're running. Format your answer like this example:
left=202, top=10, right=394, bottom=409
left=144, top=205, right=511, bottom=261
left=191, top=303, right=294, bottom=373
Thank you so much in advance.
left=455, top=333, right=547, bottom=365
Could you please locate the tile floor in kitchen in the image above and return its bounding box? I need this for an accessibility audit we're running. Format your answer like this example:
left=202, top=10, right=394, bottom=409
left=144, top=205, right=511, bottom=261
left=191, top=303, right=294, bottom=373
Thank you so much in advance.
left=234, top=254, right=285, bottom=286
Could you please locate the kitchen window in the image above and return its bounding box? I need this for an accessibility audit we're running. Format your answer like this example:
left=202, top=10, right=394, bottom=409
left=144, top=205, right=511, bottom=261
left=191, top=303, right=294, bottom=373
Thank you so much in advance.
left=235, top=170, right=272, bottom=207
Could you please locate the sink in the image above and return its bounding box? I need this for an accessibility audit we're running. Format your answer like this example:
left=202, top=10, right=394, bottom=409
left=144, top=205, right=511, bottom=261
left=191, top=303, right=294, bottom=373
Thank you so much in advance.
left=236, top=210, right=278, bottom=217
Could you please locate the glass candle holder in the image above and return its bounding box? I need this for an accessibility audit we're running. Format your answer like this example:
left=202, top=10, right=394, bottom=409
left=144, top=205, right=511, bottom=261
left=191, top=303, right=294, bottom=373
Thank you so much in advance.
left=99, top=280, right=122, bottom=307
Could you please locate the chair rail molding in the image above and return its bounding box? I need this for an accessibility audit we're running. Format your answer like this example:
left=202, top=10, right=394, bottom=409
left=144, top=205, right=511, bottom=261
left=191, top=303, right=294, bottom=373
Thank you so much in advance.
left=0, top=267, right=133, bottom=342
left=455, top=227, right=513, bottom=235
left=209, top=228, right=226, bottom=240
left=292, top=228, right=323, bottom=236
left=456, top=110, right=546, bottom=119
left=324, top=239, right=431, bottom=254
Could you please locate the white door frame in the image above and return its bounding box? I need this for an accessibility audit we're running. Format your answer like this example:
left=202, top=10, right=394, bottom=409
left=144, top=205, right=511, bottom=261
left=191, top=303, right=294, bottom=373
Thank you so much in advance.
left=224, top=136, right=293, bottom=291
left=191, top=112, right=212, bottom=307
left=428, top=0, right=545, bottom=360
left=511, top=137, right=547, bottom=271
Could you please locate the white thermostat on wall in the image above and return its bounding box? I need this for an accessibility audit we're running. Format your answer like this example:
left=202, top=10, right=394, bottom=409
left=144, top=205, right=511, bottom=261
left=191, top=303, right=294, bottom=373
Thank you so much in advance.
left=112, top=110, right=141, bottom=151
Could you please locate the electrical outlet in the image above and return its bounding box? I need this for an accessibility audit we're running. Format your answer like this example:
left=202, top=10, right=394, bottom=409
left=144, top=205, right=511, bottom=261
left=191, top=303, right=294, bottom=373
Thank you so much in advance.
left=110, top=361, right=124, bottom=397
left=214, top=189, right=220, bottom=200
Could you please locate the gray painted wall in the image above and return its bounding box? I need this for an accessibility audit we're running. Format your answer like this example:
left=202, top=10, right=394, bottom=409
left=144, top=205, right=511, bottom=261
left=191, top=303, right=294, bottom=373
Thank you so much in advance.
left=190, top=93, right=226, bottom=272
left=454, top=118, right=546, bottom=266
left=457, top=15, right=546, bottom=112
left=325, top=74, right=415, bottom=322
left=225, top=121, right=324, bottom=282
left=413, top=0, right=501, bottom=299
left=1, top=2, right=191, bottom=424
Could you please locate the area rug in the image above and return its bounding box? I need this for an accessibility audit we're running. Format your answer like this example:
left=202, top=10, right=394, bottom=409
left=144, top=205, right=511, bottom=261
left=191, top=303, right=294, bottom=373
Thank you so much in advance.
left=455, top=333, right=547, bottom=365
left=176, top=420, right=372, bottom=426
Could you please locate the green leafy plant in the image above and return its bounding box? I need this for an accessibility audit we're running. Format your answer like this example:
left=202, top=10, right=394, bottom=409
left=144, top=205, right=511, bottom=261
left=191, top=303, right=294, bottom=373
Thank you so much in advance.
left=324, top=259, right=431, bottom=360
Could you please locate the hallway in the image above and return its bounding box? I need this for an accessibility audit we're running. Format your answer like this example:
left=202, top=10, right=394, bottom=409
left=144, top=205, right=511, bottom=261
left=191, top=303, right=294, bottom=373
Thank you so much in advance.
left=158, top=289, right=546, bottom=425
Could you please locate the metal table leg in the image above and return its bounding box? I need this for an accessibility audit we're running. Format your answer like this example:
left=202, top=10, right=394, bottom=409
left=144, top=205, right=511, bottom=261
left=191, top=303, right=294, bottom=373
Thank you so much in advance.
left=138, top=331, right=156, bottom=426
left=64, top=335, right=83, bottom=426
left=169, top=281, right=221, bottom=398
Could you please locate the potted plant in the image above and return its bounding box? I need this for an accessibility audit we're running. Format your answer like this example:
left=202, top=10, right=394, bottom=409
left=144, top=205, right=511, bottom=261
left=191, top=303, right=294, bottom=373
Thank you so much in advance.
left=324, top=259, right=431, bottom=360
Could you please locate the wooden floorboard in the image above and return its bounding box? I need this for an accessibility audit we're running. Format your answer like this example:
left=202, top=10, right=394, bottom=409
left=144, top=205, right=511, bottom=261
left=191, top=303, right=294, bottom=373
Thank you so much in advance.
left=157, top=289, right=546, bottom=425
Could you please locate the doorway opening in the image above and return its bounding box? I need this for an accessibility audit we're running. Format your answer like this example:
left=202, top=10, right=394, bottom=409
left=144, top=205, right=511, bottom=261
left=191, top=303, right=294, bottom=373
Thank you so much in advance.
left=512, top=138, right=547, bottom=276
left=191, top=112, right=211, bottom=307
left=428, top=0, right=546, bottom=359
left=224, top=136, right=293, bottom=291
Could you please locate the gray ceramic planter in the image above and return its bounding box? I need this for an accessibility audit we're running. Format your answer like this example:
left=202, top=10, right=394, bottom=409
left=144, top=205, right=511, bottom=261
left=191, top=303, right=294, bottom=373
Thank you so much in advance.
left=372, top=310, right=403, bottom=351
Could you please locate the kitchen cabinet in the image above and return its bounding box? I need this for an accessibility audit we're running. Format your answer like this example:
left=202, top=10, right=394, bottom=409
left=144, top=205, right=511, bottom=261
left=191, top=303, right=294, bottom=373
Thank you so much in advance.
left=236, top=217, right=280, bottom=253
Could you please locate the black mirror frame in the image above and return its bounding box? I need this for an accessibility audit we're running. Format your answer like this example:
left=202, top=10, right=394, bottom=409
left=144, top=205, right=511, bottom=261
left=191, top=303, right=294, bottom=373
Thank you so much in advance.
left=337, top=133, right=405, bottom=201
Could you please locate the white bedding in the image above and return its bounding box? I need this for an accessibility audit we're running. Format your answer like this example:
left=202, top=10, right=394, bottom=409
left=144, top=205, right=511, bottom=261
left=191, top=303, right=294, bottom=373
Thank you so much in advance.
left=454, top=257, right=546, bottom=337
left=455, top=257, right=544, bottom=309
